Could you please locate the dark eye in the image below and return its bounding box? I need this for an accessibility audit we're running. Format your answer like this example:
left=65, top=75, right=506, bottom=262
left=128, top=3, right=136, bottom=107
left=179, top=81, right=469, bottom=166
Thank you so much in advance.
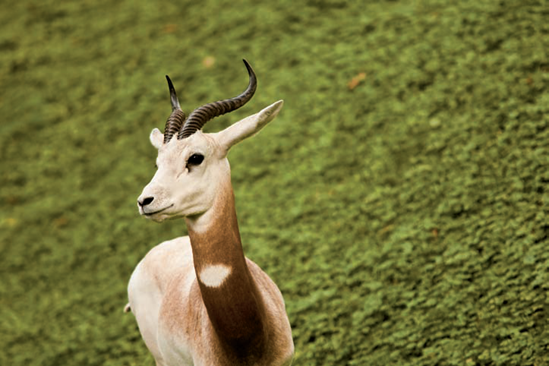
left=188, top=154, right=204, bottom=166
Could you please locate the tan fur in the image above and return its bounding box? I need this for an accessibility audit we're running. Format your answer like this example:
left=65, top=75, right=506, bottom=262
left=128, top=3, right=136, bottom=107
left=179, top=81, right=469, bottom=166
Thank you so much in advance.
left=128, top=101, right=293, bottom=365
left=128, top=237, right=294, bottom=365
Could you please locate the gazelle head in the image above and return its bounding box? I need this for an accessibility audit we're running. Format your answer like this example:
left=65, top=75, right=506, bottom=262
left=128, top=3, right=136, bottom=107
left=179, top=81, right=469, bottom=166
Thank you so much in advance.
left=137, top=60, right=283, bottom=222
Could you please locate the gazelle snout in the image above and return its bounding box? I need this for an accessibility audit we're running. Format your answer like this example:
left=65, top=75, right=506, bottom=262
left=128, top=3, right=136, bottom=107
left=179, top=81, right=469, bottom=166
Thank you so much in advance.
left=137, top=182, right=174, bottom=220
left=137, top=187, right=157, bottom=210
left=138, top=196, right=154, bottom=207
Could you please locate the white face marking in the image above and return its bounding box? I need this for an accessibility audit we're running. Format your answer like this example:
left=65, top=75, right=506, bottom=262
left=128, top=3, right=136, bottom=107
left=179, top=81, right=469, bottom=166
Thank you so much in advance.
left=138, top=132, right=225, bottom=221
left=199, top=265, right=232, bottom=288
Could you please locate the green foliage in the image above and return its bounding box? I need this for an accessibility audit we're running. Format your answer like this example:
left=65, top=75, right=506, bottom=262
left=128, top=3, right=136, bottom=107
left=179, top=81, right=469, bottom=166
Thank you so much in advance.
left=1, top=0, right=548, bottom=364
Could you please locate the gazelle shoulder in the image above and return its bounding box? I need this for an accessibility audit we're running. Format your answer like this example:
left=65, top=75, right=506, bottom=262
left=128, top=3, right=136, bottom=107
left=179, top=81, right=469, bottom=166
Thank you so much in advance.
left=133, top=237, right=194, bottom=289
left=142, top=236, right=193, bottom=263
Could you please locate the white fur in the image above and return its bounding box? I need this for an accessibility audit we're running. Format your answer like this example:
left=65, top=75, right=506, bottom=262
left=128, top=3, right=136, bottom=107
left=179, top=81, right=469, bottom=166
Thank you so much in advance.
left=216, top=100, right=284, bottom=155
left=130, top=100, right=294, bottom=365
left=137, top=101, right=284, bottom=222
left=199, top=264, right=232, bottom=288
left=150, top=128, right=163, bottom=149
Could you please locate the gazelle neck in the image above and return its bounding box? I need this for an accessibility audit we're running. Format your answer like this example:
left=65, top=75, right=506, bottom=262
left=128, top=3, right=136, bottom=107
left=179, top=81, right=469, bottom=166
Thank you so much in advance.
left=185, top=176, right=267, bottom=350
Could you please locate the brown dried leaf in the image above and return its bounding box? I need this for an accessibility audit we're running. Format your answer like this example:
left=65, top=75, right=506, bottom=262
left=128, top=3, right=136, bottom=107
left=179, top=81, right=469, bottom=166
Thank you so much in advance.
left=202, top=56, right=215, bottom=69
left=54, top=216, right=68, bottom=228
left=348, top=72, right=367, bottom=90
left=163, top=24, right=177, bottom=33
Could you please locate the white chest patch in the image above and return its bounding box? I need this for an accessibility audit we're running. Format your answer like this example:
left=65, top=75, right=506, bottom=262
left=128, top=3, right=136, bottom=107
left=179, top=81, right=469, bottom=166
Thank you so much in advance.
left=199, top=264, right=232, bottom=288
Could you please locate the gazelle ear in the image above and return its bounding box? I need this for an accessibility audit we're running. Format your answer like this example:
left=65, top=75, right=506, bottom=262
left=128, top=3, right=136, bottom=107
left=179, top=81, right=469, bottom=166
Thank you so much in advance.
left=150, top=128, right=164, bottom=149
left=215, top=100, right=284, bottom=155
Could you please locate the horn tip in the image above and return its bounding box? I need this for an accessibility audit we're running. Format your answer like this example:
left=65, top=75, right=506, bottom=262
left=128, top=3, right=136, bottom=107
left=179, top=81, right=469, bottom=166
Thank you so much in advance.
left=242, top=59, right=254, bottom=76
left=166, top=75, right=175, bottom=89
left=165, top=75, right=181, bottom=111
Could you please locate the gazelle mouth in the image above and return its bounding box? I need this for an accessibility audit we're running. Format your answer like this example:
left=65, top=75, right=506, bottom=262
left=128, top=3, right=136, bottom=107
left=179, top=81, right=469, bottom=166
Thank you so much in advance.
left=143, top=204, right=174, bottom=216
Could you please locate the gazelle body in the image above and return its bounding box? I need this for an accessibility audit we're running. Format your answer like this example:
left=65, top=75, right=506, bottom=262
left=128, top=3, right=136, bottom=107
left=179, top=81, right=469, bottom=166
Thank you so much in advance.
left=127, top=61, right=294, bottom=366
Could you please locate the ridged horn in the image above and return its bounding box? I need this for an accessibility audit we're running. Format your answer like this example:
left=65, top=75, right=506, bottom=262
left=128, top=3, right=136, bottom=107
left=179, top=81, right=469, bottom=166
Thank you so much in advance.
left=178, top=59, right=257, bottom=139
left=163, top=75, right=186, bottom=144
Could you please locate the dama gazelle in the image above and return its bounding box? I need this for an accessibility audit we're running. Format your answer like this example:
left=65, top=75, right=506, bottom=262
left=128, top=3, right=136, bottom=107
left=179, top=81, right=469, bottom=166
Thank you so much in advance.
left=127, top=60, right=294, bottom=366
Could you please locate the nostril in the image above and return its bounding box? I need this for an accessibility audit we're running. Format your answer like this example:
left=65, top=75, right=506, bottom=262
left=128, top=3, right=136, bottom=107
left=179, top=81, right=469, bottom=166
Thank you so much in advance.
left=140, top=197, right=154, bottom=206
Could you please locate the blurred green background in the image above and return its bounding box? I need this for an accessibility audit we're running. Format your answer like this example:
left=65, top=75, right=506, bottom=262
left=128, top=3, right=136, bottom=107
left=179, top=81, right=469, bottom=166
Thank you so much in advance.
left=1, top=0, right=548, bottom=365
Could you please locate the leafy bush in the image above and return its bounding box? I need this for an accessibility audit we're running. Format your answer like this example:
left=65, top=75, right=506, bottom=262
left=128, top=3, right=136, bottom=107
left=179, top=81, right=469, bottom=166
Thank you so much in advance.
left=1, top=0, right=548, bottom=364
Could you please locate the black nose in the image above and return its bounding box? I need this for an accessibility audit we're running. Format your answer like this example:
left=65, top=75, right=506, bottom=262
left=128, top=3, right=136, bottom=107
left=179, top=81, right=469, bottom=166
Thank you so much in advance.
left=138, top=197, right=154, bottom=207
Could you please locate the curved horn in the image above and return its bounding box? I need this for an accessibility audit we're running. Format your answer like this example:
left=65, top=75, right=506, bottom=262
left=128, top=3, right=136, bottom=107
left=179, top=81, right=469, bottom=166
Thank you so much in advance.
left=163, top=75, right=186, bottom=144
left=178, top=59, right=257, bottom=139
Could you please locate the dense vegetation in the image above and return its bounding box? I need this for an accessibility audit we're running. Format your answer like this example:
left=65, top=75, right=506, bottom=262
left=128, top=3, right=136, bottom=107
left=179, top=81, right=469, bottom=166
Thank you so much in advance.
left=1, top=0, right=548, bottom=364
